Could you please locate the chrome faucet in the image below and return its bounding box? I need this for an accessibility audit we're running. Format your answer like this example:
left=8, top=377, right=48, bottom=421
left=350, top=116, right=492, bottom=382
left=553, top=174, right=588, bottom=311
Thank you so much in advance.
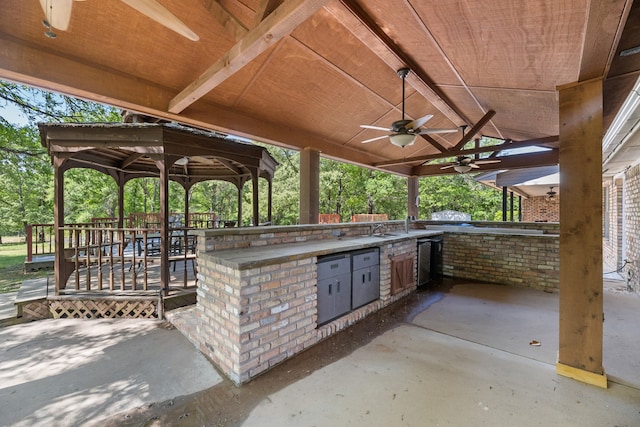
left=370, top=223, right=384, bottom=236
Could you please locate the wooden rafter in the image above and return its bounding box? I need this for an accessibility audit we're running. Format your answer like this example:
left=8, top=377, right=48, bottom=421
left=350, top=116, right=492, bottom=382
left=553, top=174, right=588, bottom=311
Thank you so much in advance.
left=452, top=110, right=496, bottom=151
left=120, top=153, right=145, bottom=169
left=203, top=0, right=248, bottom=41
left=411, top=149, right=559, bottom=177
left=169, top=0, right=330, bottom=114
left=374, top=136, right=559, bottom=168
left=253, top=0, right=282, bottom=27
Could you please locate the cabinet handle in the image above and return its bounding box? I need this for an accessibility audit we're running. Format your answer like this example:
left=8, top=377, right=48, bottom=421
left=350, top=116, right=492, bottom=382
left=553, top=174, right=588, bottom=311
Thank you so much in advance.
left=331, top=263, right=339, bottom=269
left=329, top=284, right=332, bottom=295
left=368, top=272, right=371, bottom=281
left=337, top=281, right=341, bottom=292
left=362, top=273, right=365, bottom=283
left=364, top=256, right=370, bottom=261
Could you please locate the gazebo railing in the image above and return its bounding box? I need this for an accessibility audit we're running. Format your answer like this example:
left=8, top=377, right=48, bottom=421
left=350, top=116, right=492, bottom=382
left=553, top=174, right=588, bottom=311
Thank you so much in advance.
left=58, top=225, right=197, bottom=294
left=26, top=212, right=215, bottom=262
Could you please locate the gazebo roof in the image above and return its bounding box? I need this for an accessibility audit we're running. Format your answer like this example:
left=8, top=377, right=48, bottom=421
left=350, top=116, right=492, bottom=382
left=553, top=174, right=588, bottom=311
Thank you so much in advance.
left=38, top=122, right=278, bottom=187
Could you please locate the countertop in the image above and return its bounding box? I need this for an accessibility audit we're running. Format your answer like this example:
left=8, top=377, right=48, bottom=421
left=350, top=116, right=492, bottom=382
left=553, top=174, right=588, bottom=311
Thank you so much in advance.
left=202, top=230, right=443, bottom=269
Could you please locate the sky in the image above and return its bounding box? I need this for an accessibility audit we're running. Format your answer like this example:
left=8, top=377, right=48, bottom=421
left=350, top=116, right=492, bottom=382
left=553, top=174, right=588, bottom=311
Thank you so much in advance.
left=0, top=100, right=30, bottom=126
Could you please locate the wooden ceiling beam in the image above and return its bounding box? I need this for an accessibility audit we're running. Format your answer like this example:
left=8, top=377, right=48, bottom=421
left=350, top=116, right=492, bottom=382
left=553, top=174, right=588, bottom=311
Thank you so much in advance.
left=169, top=0, right=330, bottom=114
left=411, top=149, right=559, bottom=177
left=374, top=135, right=559, bottom=167
left=579, top=0, right=631, bottom=81
left=253, top=0, right=282, bottom=27
left=121, top=153, right=145, bottom=169
left=203, top=0, right=249, bottom=41
left=452, top=110, right=496, bottom=151
left=324, top=0, right=468, bottom=127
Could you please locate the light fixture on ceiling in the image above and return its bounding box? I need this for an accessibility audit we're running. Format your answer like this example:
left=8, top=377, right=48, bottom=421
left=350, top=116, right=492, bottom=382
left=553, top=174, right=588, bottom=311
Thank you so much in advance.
left=620, top=45, right=640, bottom=57
left=453, top=164, right=472, bottom=174
left=389, top=133, right=417, bottom=147
left=174, top=157, right=189, bottom=166
left=547, top=186, right=557, bottom=199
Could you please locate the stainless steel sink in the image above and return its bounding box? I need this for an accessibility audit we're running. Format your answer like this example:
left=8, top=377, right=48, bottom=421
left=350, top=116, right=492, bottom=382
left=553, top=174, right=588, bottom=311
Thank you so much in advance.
left=372, top=233, right=398, bottom=238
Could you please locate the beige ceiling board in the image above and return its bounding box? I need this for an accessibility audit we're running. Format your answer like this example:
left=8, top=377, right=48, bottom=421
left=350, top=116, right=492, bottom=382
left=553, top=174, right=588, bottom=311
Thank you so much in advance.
left=169, top=0, right=331, bottom=113
left=414, top=0, right=585, bottom=91
left=469, top=87, right=559, bottom=140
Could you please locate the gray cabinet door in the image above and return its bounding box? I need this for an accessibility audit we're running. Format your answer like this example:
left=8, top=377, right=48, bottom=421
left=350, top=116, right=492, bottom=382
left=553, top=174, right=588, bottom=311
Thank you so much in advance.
left=333, top=272, right=352, bottom=318
left=317, top=277, right=334, bottom=324
left=352, top=266, right=380, bottom=309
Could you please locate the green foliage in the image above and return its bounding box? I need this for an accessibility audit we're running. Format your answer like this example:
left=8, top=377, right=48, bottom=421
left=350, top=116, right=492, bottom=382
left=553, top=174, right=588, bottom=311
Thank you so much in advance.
left=419, top=174, right=505, bottom=220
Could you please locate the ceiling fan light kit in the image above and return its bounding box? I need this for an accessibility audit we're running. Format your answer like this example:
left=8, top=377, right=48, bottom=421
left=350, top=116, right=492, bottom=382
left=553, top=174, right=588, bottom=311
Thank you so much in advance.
left=453, top=164, right=473, bottom=173
left=389, top=133, right=417, bottom=147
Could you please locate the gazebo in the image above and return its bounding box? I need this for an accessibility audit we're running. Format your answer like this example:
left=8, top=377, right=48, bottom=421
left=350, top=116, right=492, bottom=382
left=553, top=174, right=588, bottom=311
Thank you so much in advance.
left=39, top=121, right=277, bottom=296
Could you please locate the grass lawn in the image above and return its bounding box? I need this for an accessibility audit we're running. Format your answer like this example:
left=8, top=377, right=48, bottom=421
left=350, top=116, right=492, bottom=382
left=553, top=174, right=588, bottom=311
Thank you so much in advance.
left=0, top=243, right=50, bottom=294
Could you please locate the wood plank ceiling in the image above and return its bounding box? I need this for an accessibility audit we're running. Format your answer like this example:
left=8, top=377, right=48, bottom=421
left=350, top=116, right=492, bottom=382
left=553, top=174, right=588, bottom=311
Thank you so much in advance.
left=1, top=0, right=639, bottom=177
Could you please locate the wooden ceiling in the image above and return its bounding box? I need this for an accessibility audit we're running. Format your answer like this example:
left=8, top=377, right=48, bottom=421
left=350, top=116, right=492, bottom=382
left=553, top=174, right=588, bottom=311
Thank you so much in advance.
left=2, top=0, right=639, bottom=177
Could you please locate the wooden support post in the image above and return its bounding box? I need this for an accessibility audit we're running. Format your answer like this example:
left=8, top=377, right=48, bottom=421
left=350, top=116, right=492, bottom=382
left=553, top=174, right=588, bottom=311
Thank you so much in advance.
left=251, top=170, right=259, bottom=226
left=518, top=195, right=522, bottom=222
left=556, top=78, right=606, bottom=388
left=510, top=191, right=514, bottom=222
left=407, top=176, right=419, bottom=219
left=237, top=182, right=243, bottom=227
left=267, top=178, right=273, bottom=224
left=300, top=148, right=320, bottom=224
left=502, top=187, right=508, bottom=222
left=117, top=172, right=125, bottom=229
left=54, top=158, right=65, bottom=293
left=159, top=159, right=170, bottom=295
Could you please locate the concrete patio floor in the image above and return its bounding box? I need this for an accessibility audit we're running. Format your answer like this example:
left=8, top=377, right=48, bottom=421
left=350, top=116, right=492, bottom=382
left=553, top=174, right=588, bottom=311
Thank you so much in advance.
left=2, top=278, right=639, bottom=426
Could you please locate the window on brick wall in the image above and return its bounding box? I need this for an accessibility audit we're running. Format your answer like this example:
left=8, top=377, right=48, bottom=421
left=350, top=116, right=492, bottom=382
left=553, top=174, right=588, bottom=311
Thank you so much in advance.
left=604, top=186, right=610, bottom=239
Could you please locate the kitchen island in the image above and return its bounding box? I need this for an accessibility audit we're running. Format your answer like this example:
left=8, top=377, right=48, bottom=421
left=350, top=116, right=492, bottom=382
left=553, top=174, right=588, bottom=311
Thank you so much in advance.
left=191, top=223, right=440, bottom=384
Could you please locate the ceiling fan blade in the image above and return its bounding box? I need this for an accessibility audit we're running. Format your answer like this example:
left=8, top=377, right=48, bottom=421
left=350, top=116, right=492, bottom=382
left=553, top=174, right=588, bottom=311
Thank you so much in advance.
left=362, top=135, right=389, bottom=144
left=405, top=114, right=433, bottom=130
left=417, top=128, right=459, bottom=135
left=470, top=163, right=480, bottom=168
left=120, top=0, right=199, bottom=41
left=440, top=164, right=455, bottom=170
left=474, top=159, right=502, bottom=165
left=360, top=124, right=391, bottom=132
left=39, top=0, right=73, bottom=30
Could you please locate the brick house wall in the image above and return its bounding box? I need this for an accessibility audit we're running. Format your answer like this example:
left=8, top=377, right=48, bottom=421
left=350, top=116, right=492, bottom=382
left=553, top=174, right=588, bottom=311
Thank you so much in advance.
left=623, top=165, right=640, bottom=292
left=522, top=196, right=560, bottom=222
left=602, top=177, right=623, bottom=274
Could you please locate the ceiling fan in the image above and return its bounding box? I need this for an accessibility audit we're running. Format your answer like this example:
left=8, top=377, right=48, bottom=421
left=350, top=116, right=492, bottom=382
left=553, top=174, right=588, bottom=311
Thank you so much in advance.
left=39, top=0, right=199, bottom=41
left=547, top=187, right=557, bottom=199
left=360, top=68, right=459, bottom=147
left=440, top=156, right=501, bottom=173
